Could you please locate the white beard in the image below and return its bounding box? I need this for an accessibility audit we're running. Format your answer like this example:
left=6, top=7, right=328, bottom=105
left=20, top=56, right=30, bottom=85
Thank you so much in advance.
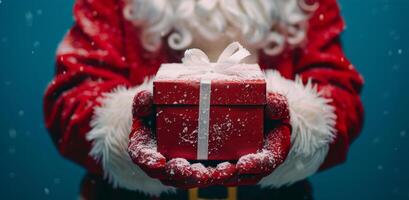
left=124, top=0, right=317, bottom=56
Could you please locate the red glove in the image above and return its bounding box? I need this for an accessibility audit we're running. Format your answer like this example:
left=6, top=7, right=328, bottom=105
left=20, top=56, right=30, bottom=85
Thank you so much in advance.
left=128, top=90, right=236, bottom=189
left=128, top=91, right=291, bottom=188
left=218, top=93, right=292, bottom=186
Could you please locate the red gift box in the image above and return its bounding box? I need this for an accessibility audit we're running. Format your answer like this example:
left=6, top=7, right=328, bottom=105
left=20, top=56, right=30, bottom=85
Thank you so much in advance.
left=153, top=42, right=266, bottom=160
left=153, top=63, right=266, bottom=161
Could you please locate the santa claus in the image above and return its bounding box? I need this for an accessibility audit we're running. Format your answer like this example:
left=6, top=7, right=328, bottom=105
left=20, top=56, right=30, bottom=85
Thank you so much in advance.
left=44, top=0, right=364, bottom=199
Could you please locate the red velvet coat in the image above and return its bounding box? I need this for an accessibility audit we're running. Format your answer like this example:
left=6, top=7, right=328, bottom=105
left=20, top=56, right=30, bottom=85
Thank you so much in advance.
left=44, top=0, right=364, bottom=198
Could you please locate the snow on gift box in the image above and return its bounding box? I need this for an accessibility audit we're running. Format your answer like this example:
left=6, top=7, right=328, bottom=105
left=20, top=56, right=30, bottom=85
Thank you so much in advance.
left=153, top=42, right=266, bottom=161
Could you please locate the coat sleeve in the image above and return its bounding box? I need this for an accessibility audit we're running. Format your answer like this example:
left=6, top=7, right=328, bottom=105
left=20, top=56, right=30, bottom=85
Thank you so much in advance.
left=43, top=0, right=173, bottom=196
left=295, top=0, right=364, bottom=170
left=259, top=0, right=364, bottom=187
left=44, top=0, right=130, bottom=174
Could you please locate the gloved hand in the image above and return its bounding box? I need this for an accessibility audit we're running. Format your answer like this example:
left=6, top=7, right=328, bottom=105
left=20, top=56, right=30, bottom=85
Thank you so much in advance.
left=218, top=93, right=292, bottom=186
left=128, top=91, right=291, bottom=188
left=128, top=90, right=237, bottom=189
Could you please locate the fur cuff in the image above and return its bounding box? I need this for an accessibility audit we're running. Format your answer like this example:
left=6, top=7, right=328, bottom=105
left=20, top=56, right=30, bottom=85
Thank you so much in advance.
left=86, top=78, right=175, bottom=196
left=259, top=70, right=336, bottom=188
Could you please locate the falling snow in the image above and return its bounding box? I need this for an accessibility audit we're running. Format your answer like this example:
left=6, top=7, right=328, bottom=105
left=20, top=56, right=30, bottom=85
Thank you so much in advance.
left=44, top=188, right=50, bottom=195
left=372, top=137, right=380, bottom=144
left=9, top=172, right=15, bottom=179
left=33, top=41, right=40, bottom=47
left=8, top=147, right=16, bottom=154
left=53, top=178, right=61, bottom=185
left=18, top=110, right=24, bottom=116
left=400, top=130, right=406, bottom=137
left=8, top=129, right=17, bottom=139
left=25, top=11, right=33, bottom=26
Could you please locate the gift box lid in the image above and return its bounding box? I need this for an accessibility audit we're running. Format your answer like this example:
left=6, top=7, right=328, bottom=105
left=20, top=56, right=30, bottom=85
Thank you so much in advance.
left=153, top=63, right=266, bottom=105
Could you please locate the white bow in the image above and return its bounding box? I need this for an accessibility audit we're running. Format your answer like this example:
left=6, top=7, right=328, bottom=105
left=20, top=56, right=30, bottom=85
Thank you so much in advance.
left=181, top=42, right=251, bottom=78
left=182, top=41, right=250, bottom=65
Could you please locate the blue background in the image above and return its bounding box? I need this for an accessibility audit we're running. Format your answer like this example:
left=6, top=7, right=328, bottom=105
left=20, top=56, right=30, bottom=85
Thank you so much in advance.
left=0, top=0, right=408, bottom=199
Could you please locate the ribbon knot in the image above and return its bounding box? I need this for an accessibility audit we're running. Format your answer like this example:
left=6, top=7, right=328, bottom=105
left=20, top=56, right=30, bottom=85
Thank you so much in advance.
left=182, top=42, right=251, bottom=76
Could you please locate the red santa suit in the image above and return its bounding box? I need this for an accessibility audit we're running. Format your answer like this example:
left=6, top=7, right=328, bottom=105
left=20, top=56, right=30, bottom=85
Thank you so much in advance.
left=43, top=0, right=364, bottom=199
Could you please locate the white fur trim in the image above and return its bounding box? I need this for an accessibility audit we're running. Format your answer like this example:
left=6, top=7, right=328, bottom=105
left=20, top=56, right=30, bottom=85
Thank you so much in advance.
left=86, top=78, right=175, bottom=196
left=259, top=70, right=336, bottom=187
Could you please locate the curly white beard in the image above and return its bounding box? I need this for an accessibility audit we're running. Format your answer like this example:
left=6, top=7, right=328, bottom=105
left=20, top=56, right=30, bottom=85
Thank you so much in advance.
left=124, top=0, right=317, bottom=56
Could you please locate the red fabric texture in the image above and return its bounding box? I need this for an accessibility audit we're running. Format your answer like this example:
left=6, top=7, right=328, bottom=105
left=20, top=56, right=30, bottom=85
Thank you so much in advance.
left=44, top=0, right=363, bottom=187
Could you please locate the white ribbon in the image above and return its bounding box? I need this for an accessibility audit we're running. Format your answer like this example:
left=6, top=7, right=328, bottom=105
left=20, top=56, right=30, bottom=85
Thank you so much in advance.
left=182, top=42, right=251, bottom=160
left=182, top=41, right=250, bottom=69
left=197, top=78, right=211, bottom=160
